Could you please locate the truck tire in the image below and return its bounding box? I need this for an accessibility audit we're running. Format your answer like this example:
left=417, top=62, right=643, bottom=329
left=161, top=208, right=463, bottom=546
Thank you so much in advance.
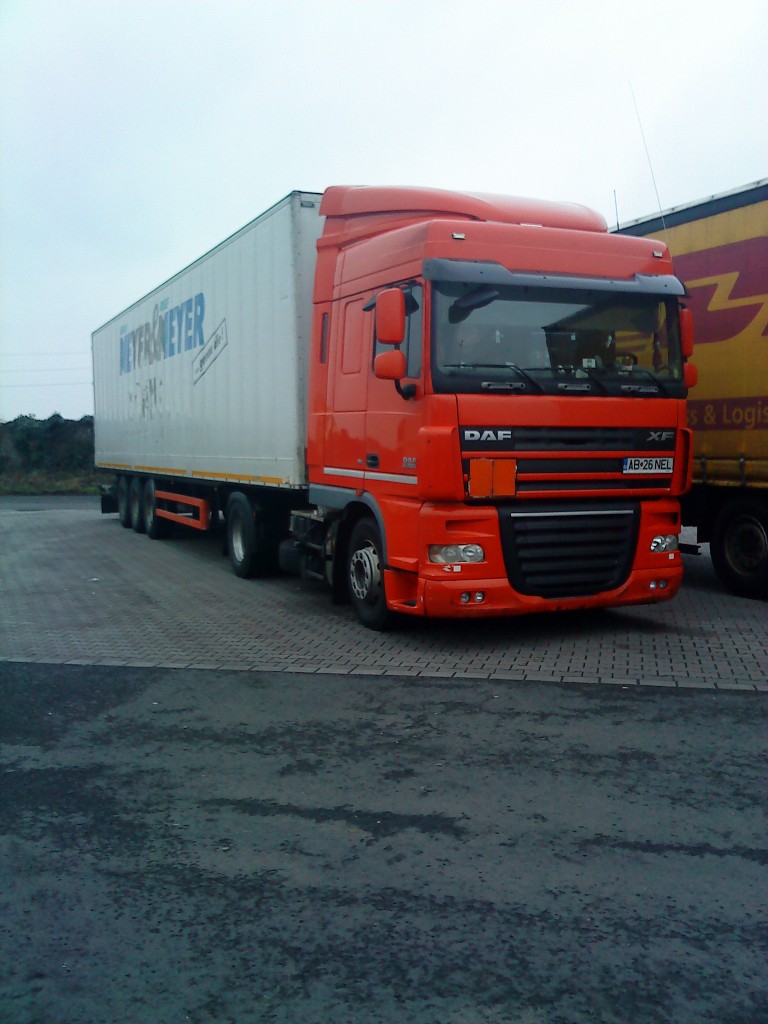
left=117, top=476, right=132, bottom=528
left=226, top=493, right=278, bottom=579
left=129, top=477, right=146, bottom=534
left=347, top=518, right=392, bottom=630
left=710, top=495, right=768, bottom=599
left=142, top=479, right=168, bottom=540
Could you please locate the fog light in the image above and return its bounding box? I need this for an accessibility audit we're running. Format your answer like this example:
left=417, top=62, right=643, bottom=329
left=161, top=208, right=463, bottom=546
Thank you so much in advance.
left=650, top=534, right=678, bottom=553
left=649, top=579, right=669, bottom=591
left=474, top=591, right=485, bottom=603
left=460, top=592, right=471, bottom=604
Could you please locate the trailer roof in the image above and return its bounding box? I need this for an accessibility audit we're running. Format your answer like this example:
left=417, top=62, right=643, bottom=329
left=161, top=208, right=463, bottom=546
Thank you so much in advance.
left=617, top=179, right=768, bottom=236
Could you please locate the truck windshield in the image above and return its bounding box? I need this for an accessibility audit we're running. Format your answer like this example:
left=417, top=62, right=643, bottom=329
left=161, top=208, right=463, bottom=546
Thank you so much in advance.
left=431, top=280, right=685, bottom=397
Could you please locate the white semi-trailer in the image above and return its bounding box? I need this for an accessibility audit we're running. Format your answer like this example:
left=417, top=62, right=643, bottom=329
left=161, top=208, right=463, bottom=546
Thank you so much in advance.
left=93, top=191, right=323, bottom=498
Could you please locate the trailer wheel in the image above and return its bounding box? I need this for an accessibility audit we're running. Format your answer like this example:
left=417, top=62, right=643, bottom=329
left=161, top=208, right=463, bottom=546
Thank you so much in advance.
left=129, top=477, right=146, bottom=534
left=226, top=493, right=278, bottom=579
left=143, top=479, right=168, bottom=540
left=347, top=518, right=392, bottom=630
left=710, top=495, right=768, bottom=599
left=117, top=476, right=132, bottom=528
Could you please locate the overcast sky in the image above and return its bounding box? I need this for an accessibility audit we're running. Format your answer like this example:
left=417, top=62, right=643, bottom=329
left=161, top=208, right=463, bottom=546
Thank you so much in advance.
left=1, top=0, right=766, bottom=421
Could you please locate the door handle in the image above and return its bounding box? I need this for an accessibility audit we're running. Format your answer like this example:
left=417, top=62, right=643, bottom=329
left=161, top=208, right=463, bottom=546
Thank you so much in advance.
left=366, top=453, right=380, bottom=469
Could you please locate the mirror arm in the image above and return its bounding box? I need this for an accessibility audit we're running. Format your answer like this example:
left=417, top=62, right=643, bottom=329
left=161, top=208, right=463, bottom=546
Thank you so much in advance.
left=395, top=380, right=417, bottom=401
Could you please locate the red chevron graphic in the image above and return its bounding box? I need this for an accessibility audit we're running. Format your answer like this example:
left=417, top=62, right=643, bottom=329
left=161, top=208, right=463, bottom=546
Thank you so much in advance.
left=673, top=236, right=768, bottom=345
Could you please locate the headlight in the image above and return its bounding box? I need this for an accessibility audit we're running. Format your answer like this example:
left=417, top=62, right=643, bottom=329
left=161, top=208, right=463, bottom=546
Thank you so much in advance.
left=428, top=543, right=485, bottom=564
left=650, top=534, right=678, bottom=553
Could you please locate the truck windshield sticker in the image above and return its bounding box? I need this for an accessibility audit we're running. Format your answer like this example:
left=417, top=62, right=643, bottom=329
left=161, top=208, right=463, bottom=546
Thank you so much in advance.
left=119, top=292, right=205, bottom=374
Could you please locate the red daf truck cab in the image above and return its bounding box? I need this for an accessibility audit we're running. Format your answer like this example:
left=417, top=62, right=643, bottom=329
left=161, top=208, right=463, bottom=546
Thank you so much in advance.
left=305, top=186, right=695, bottom=628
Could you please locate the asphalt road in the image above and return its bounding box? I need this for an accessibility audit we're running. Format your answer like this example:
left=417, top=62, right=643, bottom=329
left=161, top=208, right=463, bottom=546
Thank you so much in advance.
left=1, top=496, right=767, bottom=1024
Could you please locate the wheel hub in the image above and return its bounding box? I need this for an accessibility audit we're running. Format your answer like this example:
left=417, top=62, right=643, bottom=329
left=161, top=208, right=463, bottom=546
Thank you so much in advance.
left=350, top=544, right=381, bottom=602
left=728, top=517, right=768, bottom=575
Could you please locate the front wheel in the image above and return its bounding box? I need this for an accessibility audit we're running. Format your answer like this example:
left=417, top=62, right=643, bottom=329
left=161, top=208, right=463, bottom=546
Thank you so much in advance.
left=347, top=518, right=392, bottom=630
left=710, top=495, right=768, bottom=599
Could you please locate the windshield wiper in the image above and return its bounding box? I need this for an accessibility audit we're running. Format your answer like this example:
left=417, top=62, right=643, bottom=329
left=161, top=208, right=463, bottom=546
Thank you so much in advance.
left=441, top=363, right=544, bottom=392
left=575, top=368, right=610, bottom=394
left=441, top=362, right=510, bottom=369
left=500, top=364, right=545, bottom=392
left=619, top=369, right=671, bottom=396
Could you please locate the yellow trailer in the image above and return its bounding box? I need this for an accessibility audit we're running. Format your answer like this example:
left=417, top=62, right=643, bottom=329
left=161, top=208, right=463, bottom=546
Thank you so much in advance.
left=620, top=180, right=768, bottom=597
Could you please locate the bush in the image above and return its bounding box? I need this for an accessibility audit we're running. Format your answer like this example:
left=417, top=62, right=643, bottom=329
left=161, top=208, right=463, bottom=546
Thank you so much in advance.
left=0, top=414, right=99, bottom=494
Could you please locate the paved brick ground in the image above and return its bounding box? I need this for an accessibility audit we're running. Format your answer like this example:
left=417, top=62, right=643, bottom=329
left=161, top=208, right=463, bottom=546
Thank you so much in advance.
left=1, top=496, right=766, bottom=690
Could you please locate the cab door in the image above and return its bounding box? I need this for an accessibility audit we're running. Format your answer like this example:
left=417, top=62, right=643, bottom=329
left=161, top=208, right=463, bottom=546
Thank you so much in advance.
left=363, top=285, right=424, bottom=560
left=323, top=296, right=369, bottom=484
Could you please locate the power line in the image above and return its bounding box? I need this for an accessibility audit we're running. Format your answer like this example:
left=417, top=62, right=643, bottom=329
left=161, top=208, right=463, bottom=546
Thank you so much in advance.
left=0, top=381, right=92, bottom=388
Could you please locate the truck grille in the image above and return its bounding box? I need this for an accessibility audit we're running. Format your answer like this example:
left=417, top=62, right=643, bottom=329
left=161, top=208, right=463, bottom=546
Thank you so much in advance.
left=511, top=427, right=639, bottom=451
left=461, top=426, right=677, bottom=499
left=497, top=501, right=639, bottom=598
left=461, top=427, right=673, bottom=452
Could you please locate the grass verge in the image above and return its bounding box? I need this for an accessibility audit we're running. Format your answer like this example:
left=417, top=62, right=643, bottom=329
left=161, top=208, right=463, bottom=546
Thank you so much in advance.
left=0, top=472, right=103, bottom=496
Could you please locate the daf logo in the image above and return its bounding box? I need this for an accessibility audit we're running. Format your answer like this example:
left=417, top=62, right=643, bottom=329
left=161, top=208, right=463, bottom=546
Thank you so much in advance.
left=463, top=429, right=513, bottom=442
left=647, top=430, right=674, bottom=442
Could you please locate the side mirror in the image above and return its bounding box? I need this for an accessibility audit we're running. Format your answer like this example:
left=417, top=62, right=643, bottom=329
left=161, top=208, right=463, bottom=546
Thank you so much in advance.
left=376, top=288, right=406, bottom=344
left=679, top=307, right=694, bottom=359
left=374, top=348, right=407, bottom=381
left=684, top=362, right=698, bottom=390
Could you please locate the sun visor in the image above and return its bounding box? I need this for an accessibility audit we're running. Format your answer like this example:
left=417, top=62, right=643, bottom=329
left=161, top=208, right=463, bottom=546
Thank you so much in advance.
left=423, top=258, right=686, bottom=296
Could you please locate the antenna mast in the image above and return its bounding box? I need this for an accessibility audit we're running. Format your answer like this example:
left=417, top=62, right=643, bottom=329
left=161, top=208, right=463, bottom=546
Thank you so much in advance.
left=630, top=82, right=666, bottom=232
